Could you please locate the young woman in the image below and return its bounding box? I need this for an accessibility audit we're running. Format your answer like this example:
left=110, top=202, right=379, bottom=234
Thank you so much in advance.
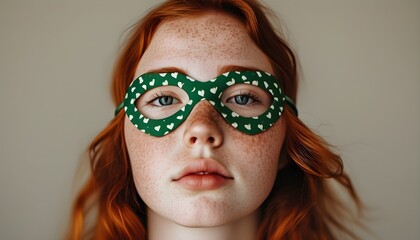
left=68, top=0, right=363, bottom=239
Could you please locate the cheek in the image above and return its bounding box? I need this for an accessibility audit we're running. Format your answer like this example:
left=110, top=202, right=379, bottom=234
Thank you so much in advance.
left=230, top=120, right=285, bottom=197
left=124, top=118, right=173, bottom=200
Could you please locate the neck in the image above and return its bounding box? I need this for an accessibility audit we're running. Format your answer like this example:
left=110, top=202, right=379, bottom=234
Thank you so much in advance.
left=147, top=209, right=259, bottom=240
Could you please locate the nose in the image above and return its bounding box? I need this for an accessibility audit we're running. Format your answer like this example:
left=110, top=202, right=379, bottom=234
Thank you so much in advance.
left=183, top=101, right=223, bottom=148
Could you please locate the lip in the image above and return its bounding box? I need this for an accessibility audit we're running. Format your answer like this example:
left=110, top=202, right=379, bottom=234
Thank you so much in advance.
left=173, top=159, right=233, bottom=191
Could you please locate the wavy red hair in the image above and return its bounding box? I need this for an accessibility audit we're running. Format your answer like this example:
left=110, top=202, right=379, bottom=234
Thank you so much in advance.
left=67, top=0, right=363, bottom=239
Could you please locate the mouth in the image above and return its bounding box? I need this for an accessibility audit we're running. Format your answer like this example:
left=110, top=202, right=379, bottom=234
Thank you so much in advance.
left=173, top=159, right=233, bottom=191
left=195, top=172, right=216, bottom=175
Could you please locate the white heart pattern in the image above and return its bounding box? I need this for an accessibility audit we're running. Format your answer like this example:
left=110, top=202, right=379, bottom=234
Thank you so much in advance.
left=198, top=90, right=205, bottom=97
left=154, top=126, right=161, bottom=131
left=245, top=124, right=251, bottom=130
left=264, top=81, right=269, bottom=88
left=167, top=123, right=174, bottom=130
left=226, top=78, right=235, bottom=86
left=210, top=87, right=218, bottom=94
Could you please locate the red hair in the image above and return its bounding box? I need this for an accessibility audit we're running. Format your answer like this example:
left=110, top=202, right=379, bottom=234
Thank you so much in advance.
left=67, top=0, right=363, bottom=239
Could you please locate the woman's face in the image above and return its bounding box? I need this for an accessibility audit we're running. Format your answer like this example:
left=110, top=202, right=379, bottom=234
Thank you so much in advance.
left=124, top=12, right=286, bottom=227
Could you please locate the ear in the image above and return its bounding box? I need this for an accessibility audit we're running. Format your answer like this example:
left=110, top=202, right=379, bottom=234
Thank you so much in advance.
left=278, top=142, right=288, bottom=170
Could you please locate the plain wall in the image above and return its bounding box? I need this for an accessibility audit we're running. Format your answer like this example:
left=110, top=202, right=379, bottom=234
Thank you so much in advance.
left=0, top=0, right=418, bottom=239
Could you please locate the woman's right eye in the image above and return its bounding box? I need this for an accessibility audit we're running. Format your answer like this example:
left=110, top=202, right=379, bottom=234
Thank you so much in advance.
left=137, top=86, right=188, bottom=119
left=150, top=95, right=179, bottom=107
left=152, top=96, right=177, bottom=106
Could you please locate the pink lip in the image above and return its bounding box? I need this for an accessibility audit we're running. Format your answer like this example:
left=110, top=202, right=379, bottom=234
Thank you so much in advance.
left=173, top=159, right=233, bottom=191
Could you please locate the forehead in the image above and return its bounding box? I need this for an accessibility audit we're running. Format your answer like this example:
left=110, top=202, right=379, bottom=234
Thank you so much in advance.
left=136, top=12, right=273, bottom=80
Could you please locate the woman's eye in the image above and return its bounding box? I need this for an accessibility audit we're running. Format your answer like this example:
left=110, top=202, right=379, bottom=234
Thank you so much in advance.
left=137, top=86, right=188, bottom=119
left=157, top=96, right=174, bottom=106
left=232, top=95, right=253, bottom=105
left=222, top=86, right=272, bottom=117
left=227, top=93, right=257, bottom=106
left=152, top=96, right=179, bottom=106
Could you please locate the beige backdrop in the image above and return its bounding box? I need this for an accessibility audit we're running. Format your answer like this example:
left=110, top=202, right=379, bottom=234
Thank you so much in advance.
left=0, top=0, right=419, bottom=239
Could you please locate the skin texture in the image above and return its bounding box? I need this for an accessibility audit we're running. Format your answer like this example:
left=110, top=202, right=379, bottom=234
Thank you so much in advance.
left=124, top=12, right=286, bottom=239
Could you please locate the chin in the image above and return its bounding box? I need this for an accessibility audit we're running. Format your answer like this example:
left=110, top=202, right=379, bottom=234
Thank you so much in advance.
left=170, top=201, right=237, bottom=227
left=175, top=214, right=232, bottom=228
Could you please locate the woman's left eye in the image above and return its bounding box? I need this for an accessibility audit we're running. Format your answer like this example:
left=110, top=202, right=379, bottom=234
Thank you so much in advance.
left=227, top=92, right=258, bottom=106
left=222, top=86, right=271, bottom=117
left=230, top=95, right=254, bottom=105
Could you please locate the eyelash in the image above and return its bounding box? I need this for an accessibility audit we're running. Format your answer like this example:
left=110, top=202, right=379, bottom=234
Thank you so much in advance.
left=227, top=90, right=260, bottom=106
left=147, top=92, right=180, bottom=107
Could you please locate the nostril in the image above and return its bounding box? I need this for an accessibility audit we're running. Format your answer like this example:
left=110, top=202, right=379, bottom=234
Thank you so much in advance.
left=189, top=136, right=217, bottom=145
left=190, top=137, right=197, bottom=144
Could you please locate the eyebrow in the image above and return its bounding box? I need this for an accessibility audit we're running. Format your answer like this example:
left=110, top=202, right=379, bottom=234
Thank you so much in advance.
left=146, top=65, right=262, bottom=78
left=147, top=67, right=188, bottom=76
left=218, top=65, right=261, bottom=73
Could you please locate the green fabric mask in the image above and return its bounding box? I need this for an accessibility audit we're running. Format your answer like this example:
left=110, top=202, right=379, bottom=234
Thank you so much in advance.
left=115, top=71, right=297, bottom=136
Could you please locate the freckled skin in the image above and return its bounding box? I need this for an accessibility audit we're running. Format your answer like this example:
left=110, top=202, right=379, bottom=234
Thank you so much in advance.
left=124, top=13, right=286, bottom=227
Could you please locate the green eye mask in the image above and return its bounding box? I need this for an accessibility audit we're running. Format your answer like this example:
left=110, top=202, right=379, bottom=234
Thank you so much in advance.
left=115, top=71, right=297, bottom=136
